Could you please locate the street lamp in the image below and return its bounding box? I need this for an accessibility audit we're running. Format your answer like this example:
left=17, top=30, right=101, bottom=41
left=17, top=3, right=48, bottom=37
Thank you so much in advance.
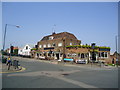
left=3, top=24, right=20, bottom=52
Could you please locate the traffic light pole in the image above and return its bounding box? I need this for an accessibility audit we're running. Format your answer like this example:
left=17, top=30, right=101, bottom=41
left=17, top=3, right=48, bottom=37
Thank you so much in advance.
left=62, top=38, right=65, bottom=63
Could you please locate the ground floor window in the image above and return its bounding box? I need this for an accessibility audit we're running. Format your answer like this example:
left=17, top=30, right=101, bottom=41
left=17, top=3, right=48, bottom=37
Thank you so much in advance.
left=78, top=53, right=80, bottom=57
left=48, top=53, right=51, bottom=56
left=44, top=53, right=46, bottom=56
left=37, top=53, right=39, bottom=57
left=40, top=53, right=42, bottom=56
left=81, top=53, right=84, bottom=58
left=99, top=52, right=108, bottom=58
left=105, top=52, right=108, bottom=57
left=60, top=53, right=62, bottom=57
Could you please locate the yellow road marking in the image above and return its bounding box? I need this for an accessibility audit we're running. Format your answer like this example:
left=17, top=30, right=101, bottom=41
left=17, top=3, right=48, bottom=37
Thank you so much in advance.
left=0, top=67, right=26, bottom=73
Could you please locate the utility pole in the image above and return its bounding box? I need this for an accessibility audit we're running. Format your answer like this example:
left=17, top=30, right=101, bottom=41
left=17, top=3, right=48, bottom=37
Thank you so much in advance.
left=3, top=24, right=7, bottom=51
left=116, top=36, right=118, bottom=67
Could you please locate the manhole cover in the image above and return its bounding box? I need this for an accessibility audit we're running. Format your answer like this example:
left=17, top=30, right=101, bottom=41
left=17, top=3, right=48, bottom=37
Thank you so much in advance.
left=61, top=73, right=69, bottom=76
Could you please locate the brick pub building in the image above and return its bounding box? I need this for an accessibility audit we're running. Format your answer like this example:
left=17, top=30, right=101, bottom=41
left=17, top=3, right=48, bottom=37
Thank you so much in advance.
left=31, top=32, right=112, bottom=64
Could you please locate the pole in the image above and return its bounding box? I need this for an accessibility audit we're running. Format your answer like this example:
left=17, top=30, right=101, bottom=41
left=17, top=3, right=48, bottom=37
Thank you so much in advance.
left=62, top=38, right=65, bottom=62
left=3, top=24, right=7, bottom=51
left=2, top=24, right=20, bottom=51
left=116, top=36, right=118, bottom=67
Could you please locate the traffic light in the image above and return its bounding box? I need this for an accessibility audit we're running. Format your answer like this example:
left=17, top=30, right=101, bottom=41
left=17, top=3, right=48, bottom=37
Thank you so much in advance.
left=10, top=46, right=14, bottom=54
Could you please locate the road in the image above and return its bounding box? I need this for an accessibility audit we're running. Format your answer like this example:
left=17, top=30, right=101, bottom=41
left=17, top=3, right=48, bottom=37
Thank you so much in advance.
left=2, top=57, right=118, bottom=88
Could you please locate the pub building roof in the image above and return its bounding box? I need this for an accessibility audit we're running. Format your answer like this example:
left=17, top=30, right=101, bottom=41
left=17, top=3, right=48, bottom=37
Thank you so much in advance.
left=40, top=32, right=78, bottom=41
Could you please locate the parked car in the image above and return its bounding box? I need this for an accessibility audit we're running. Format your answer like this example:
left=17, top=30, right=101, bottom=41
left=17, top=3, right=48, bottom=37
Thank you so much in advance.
left=76, top=59, right=86, bottom=64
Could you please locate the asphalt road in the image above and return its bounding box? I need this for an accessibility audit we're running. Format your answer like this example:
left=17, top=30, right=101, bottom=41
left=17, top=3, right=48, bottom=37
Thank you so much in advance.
left=2, top=57, right=118, bottom=88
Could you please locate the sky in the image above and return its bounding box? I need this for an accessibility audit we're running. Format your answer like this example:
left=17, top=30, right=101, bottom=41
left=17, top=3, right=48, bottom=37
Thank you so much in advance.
left=2, top=2, right=118, bottom=53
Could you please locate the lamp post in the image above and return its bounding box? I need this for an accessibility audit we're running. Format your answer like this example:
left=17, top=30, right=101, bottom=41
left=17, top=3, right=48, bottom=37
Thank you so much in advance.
left=2, top=24, right=20, bottom=60
left=3, top=24, right=20, bottom=52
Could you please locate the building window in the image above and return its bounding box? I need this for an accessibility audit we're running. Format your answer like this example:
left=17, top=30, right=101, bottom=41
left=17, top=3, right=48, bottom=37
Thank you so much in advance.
left=43, top=44, right=46, bottom=48
left=48, top=53, right=51, bottom=56
left=70, top=43, right=72, bottom=45
left=60, top=53, right=62, bottom=57
left=74, top=43, right=77, bottom=45
left=81, top=53, right=84, bottom=58
left=72, top=53, right=77, bottom=57
left=40, top=54, right=42, bottom=56
left=101, top=52, right=104, bottom=57
left=53, top=43, right=56, bottom=47
left=53, top=53, right=54, bottom=57
left=26, top=46, right=28, bottom=50
left=37, top=53, right=39, bottom=57
left=85, top=53, right=88, bottom=57
left=49, top=36, right=54, bottom=40
left=99, top=52, right=101, bottom=57
left=78, top=53, right=80, bottom=57
left=99, top=52, right=108, bottom=58
left=58, top=43, right=62, bottom=46
left=39, top=45, right=42, bottom=48
left=105, top=52, right=108, bottom=57
left=43, top=53, right=46, bottom=56
left=48, top=44, right=51, bottom=47
left=68, top=54, right=70, bottom=57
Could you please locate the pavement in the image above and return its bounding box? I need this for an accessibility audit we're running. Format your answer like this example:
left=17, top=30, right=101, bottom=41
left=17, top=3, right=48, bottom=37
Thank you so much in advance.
left=0, top=62, right=26, bottom=73
left=28, top=57, right=118, bottom=70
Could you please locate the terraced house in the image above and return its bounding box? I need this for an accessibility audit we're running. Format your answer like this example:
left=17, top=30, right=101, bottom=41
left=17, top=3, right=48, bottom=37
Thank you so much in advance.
left=31, top=32, right=111, bottom=64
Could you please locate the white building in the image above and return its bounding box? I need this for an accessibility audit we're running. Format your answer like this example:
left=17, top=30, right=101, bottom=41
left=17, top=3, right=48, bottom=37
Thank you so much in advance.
left=18, top=44, right=34, bottom=56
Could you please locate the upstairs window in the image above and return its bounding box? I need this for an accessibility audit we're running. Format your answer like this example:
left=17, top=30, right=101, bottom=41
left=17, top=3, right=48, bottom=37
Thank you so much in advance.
left=48, top=44, right=51, bottom=47
left=39, top=45, right=42, bottom=48
left=43, top=44, right=46, bottom=48
left=26, top=46, right=28, bottom=50
left=58, top=43, right=62, bottom=46
left=49, top=36, right=54, bottom=40
left=70, top=43, right=72, bottom=45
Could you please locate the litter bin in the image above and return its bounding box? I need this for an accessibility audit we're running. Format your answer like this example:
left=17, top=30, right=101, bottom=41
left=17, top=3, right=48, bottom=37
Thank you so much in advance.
left=2, top=57, right=7, bottom=63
